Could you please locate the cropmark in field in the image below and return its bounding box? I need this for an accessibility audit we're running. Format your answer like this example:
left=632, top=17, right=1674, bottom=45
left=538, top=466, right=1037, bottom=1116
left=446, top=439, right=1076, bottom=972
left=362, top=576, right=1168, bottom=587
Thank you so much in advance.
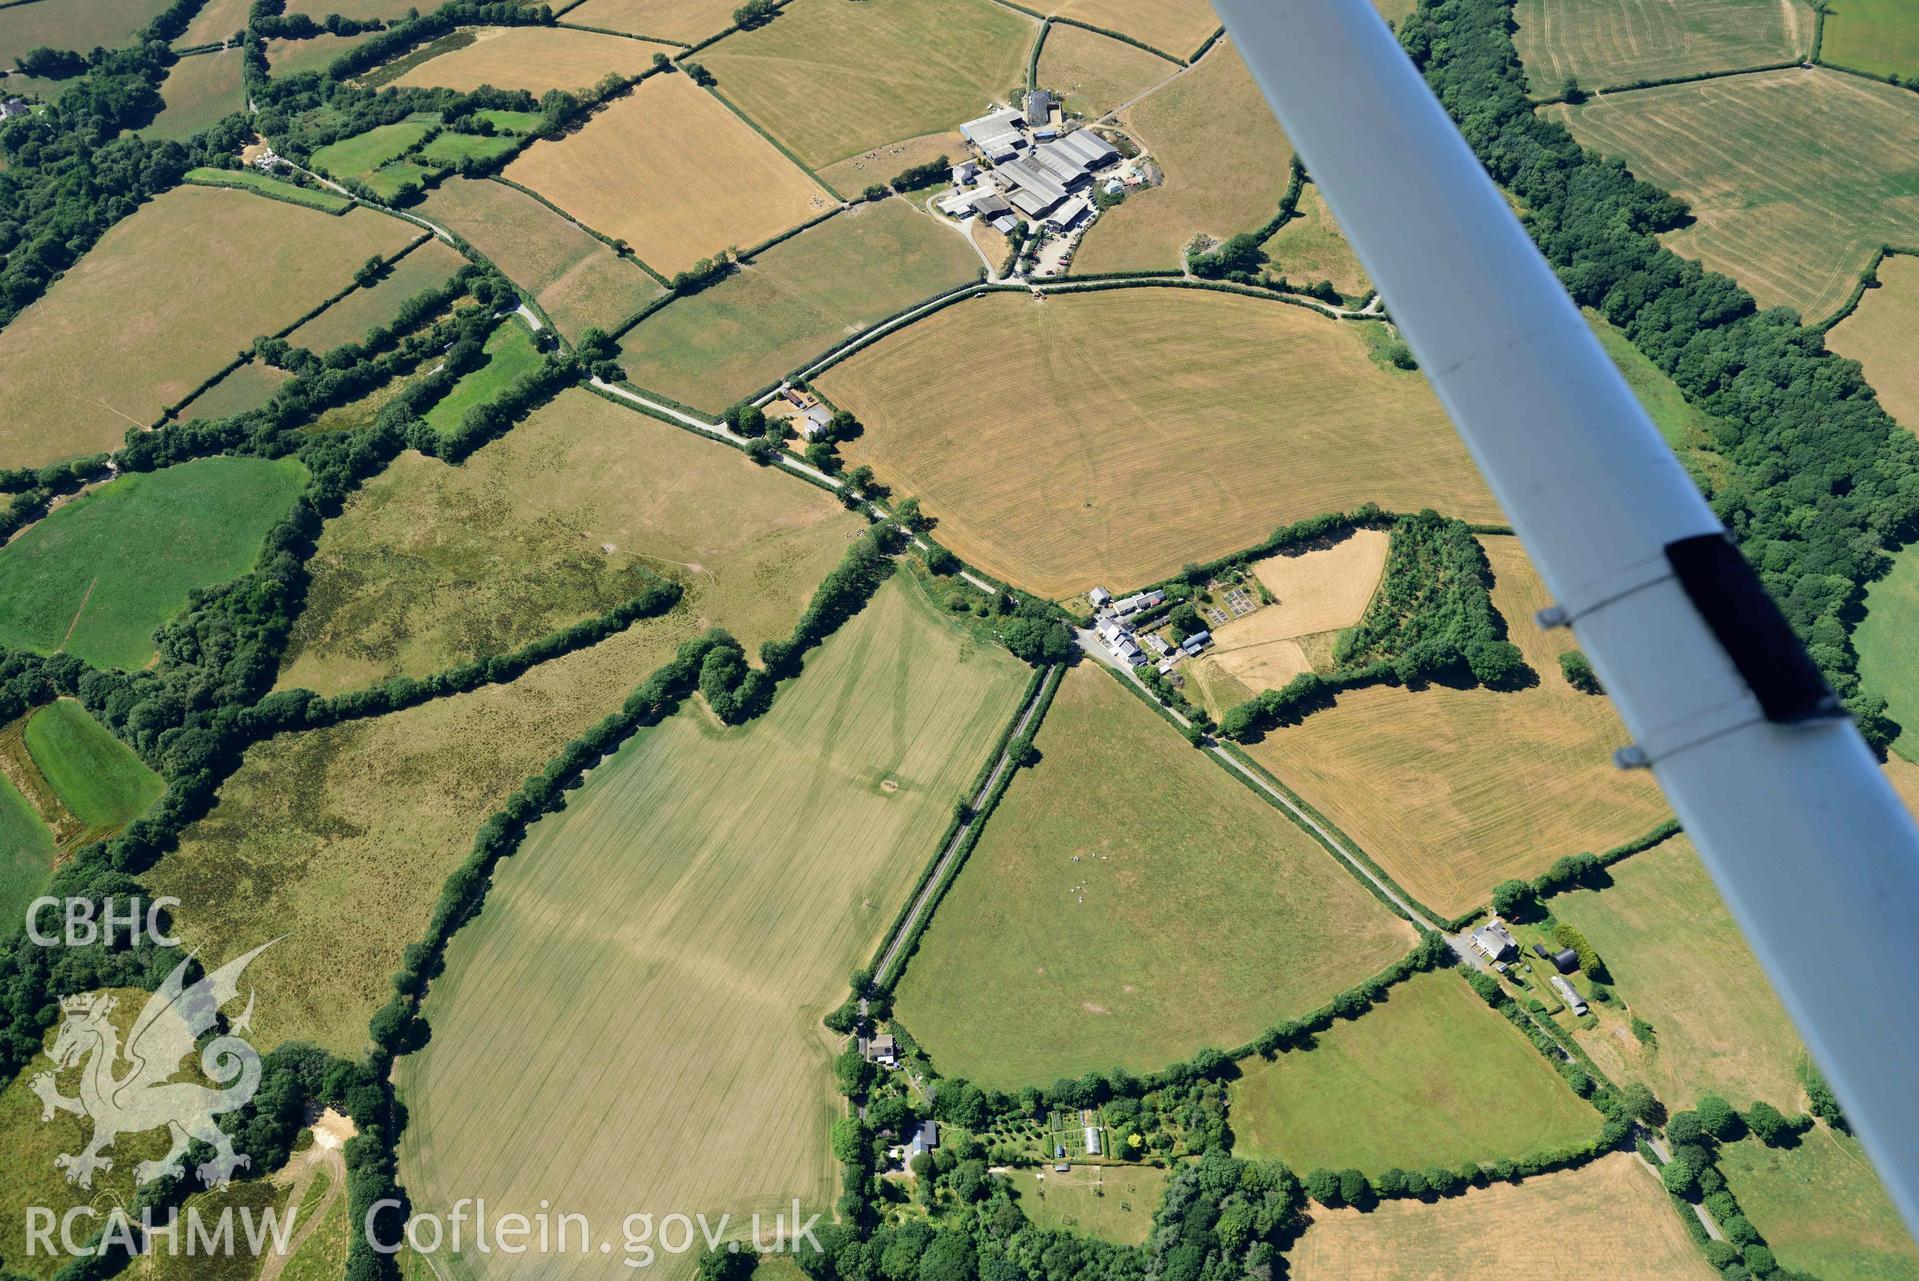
left=893, top=664, right=1416, bottom=1089
left=1548, top=68, right=1919, bottom=323
left=820, top=288, right=1499, bottom=598
left=395, top=578, right=1028, bottom=1279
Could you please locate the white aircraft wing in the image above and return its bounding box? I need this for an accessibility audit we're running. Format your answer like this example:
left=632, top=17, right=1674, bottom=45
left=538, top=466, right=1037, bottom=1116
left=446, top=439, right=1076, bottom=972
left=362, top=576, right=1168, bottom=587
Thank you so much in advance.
left=1212, top=0, right=1919, bottom=1235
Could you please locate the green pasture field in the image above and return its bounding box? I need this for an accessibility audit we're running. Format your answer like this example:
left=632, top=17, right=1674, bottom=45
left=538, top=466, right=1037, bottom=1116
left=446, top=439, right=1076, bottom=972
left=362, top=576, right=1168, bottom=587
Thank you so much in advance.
left=0, top=0, right=169, bottom=67
left=0, top=773, right=54, bottom=939
left=24, top=699, right=162, bottom=829
left=396, top=578, right=1027, bottom=1278
left=1514, top=0, right=1813, bottom=94
left=264, top=30, right=378, bottom=77
left=1004, top=1165, right=1169, bottom=1246
left=1548, top=68, right=1919, bottom=323
left=1853, top=545, right=1919, bottom=760
left=1552, top=834, right=1808, bottom=1110
left=1822, top=0, right=1919, bottom=79
left=1229, top=970, right=1599, bottom=1173
left=278, top=387, right=860, bottom=694
left=289, top=237, right=467, bottom=353
left=418, top=177, right=662, bottom=339
left=415, top=130, right=519, bottom=168
left=697, top=0, right=1035, bottom=169
left=184, top=165, right=354, bottom=212
left=363, top=159, right=435, bottom=201
left=153, top=609, right=710, bottom=1054
left=475, top=108, right=543, bottom=134
left=311, top=119, right=437, bottom=183
left=421, top=317, right=543, bottom=439
left=620, top=198, right=983, bottom=411
left=893, top=664, right=1416, bottom=1089
left=1719, top=1125, right=1919, bottom=1281
left=179, top=360, right=291, bottom=420
left=0, top=456, right=308, bottom=670
left=1074, top=41, right=1294, bottom=275
left=139, top=48, right=245, bottom=141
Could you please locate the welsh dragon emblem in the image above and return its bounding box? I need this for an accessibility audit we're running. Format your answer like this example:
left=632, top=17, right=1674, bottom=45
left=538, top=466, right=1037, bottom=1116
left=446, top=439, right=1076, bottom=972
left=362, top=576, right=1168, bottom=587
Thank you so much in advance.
left=29, top=941, right=273, bottom=1190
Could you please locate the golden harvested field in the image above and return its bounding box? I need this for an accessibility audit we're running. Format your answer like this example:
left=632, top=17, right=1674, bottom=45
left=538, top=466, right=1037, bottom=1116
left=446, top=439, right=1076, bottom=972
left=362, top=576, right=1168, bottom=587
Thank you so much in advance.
left=151, top=616, right=707, bottom=1055
left=278, top=388, right=861, bottom=694
left=1049, top=0, right=1219, bottom=58
left=1038, top=23, right=1180, bottom=119
left=1074, top=41, right=1293, bottom=274
left=1287, top=1153, right=1719, bottom=1280
left=1244, top=537, right=1670, bottom=920
left=265, top=31, right=377, bottom=76
left=893, top=665, right=1415, bottom=1088
left=697, top=0, right=1036, bottom=169
left=392, top=25, right=673, bottom=93
left=1514, top=0, right=1812, bottom=94
left=0, top=186, right=414, bottom=469
left=396, top=579, right=1027, bottom=1279
left=556, top=0, right=741, bottom=42
left=1829, top=251, right=1919, bottom=432
left=820, top=288, right=1500, bottom=598
left=0, top=0, right=168, bottom=65
left=818, top=129, right=966, bottom=198
left=1262, top=184, right=1371, bottom=299
left=1554, top=834, right=1809, bottom=1111
left=506, top=73, right=833, bottom=275
left=418, top=177, right=661, bottom=338
left=1202, top=530, right=1389, bottom=694
left=288, top=237, right=467, bottom=353
left=1547, top=69, right=1919, bottom=324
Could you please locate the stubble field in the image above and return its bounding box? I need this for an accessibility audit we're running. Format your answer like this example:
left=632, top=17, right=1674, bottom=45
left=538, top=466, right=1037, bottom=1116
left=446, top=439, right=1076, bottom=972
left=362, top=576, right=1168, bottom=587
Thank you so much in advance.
left=1229, top=970, right=1599, bottom=1173
left=1196, top=529, right=1389, bottom=697
left=417, top=177, right=662, bottom=339
left=1261, top=185, right=1371, bottom=300
left=1547, top=68, right=1919, bottom=323
left=1243, top=537, right=1670, bottom=920
left=0, top=187, right=414, bottom=468
left=1513, top=0, right=1812, bottom=94
left=1047, top=0, right=1218, bottom=59
left=395, top=578, right=1027, bottom=1280
left=505, top=74, right=834, bottom=275
left=554, top=0, right=740, bottom=42
left=1828, top=251, right=1919, bottom=432
left=278, top=388, right=861, bottom=694
left=1286, top=1153, right=1719, bottom=1280
left=892, top=664, right=1416, bottom=1089
left=696, top=0, right=1035, bottom=171
left=618, top=199, right=983, bottom=411
left=288, top=237, right=468, bottom=354
left=819, top=288, right=1500, bottom=598
left=1073, top=42, right=1294, bottom=275
left=391, top=25, right=673, bottom=93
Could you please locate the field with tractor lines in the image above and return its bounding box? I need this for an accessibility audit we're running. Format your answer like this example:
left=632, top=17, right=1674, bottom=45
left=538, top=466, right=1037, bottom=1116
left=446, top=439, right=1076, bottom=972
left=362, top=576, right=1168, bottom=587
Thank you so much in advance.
left=1048, top=0, right=1218, bottom=58
left=1513, top=0, right=1812, bottom=94
left=391, top=25, right=673, bottom=93
left=820, top=288, right=1500, bottom=598
left=396, top=577, right=1027, bottom=1279
left=1547, top=68, right=1919, bottom=323
left=893, top=664, right=1416, bottom=1089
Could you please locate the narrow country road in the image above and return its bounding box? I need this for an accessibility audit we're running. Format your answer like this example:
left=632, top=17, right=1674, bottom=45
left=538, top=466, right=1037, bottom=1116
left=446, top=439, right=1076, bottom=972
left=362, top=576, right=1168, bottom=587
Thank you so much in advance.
left=871, top=667, right=1060, bottom=984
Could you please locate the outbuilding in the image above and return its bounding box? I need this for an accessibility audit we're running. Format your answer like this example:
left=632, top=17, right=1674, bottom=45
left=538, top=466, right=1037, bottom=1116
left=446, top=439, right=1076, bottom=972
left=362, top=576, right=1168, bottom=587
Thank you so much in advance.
left=1550, top=975, right=1589, bottom=1016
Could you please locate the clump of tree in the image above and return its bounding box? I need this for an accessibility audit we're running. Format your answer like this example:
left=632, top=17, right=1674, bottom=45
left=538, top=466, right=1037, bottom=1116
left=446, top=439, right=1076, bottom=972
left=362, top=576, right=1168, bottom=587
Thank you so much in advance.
left=1559, top=648, right=1602, bottom=694
left=669, top=252, right=732, bottom=295
left=683, top=60, right=716, bottom=87
left=733, top=0, right=778, bottom=28
left=1189, top=232, right=1266, bottom=281
left=1335, top=510, right=1525, bottom=687
left=890, top=154, right=949, bottom=192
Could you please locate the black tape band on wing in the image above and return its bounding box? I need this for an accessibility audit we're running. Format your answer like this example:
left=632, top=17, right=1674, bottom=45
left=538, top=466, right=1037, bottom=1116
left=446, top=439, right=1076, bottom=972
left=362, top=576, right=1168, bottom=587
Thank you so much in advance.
left=1666, top=532, right=1845, bottom=726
